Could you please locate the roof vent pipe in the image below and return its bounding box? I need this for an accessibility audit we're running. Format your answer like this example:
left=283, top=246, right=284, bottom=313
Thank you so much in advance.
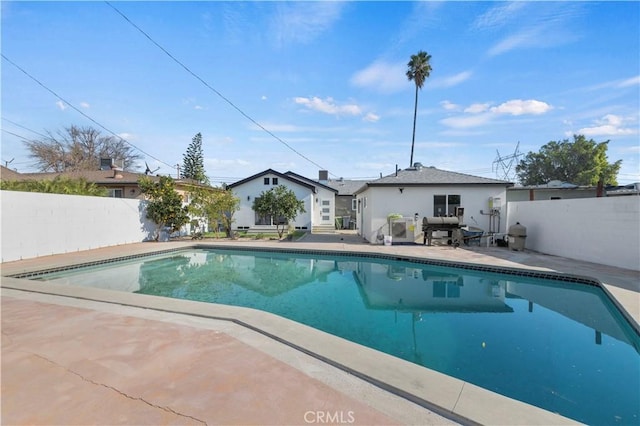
left=395, top=164, right=398, bottom=177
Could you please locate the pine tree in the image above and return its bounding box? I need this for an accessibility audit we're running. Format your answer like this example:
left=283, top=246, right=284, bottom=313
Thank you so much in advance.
left=182, top=132, right=208, bottom=184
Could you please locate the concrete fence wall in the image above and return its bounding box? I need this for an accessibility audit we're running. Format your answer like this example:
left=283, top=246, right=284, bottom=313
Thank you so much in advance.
left=506, top=196, right=640, bottom=271
left=3, top=190, right=639, bottom=271
left=1, top=190, right=156, bottom=262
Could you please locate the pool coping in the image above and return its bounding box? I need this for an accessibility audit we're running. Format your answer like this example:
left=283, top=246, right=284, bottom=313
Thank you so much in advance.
left=5, top=243, right=634, bottom=424
left=1, top=277, right=580, bottom=425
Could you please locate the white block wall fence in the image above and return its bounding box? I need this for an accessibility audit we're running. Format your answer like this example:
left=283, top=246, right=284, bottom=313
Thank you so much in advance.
left=1, top=190, right=156, bottom=262
left=506, top=196, right=640, bottom=271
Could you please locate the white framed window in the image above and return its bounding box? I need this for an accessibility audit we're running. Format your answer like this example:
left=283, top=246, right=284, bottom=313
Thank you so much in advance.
left=351, top=199, right=357, bottom=211
left=108, top=188, right=123, bottom=198
left=434, top=194, right=460, bottom=216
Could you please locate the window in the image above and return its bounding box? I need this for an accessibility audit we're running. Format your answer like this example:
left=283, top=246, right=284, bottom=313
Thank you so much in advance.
left=255, top=212, right=272, bottom=225
left=351, top=199, right=357, bottom=211
left=272, top=177, right=278, bottom=185
left=433, top=280, right=461, bottom=298
left=264, top=177, right=270, bottom=185
left=447, top=195, right=460, bottom=215
left=433, top=194, right=461, bottom=216
left=434, top=195, right=446, bottom=216
left=108, top=189, right=123, bottom=198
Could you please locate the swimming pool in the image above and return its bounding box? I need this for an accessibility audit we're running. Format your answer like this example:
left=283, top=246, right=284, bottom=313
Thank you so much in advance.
left=25, top=247, right=640, bottom=425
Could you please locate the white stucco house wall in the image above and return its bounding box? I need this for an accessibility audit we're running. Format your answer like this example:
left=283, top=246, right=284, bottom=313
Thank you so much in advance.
left=355, top=164, right=512, bottom=244
left=227, top=169, right=337, bottom=233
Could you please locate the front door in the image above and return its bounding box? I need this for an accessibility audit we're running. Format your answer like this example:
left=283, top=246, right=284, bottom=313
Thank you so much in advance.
left=320, top=198, right=332, bottom=225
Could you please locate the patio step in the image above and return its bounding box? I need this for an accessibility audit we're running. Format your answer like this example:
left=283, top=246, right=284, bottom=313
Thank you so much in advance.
left=311, top=225, right=336, bottom=234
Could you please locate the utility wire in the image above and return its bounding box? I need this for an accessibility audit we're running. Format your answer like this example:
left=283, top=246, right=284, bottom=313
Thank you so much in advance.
left=1, top=54, right=176, bottom=170
left=1, top=128, right=30, bottom=140
left=104, top=1, right=331, bottom=176
left=2, top=117, right=50, bottom=139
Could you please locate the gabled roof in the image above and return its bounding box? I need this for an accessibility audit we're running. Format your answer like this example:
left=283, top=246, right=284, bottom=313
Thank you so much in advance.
left=227, top=168, right=317, bottom=192
left=284, top=171, right=338, bottom=194
left=355, top=165, right=511, bottom=194
left=325, top=179, right=368, bottom=196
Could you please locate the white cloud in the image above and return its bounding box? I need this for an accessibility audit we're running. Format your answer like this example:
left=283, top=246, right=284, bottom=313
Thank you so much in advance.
left=488, top=28, right=542, bottom=56
left=430, top=70, right=473, bottom=89
left=441, top=99, right=553, bottom=129
left=440, top=113, right=494, bottom=129
left=55, top=100, right=67, bottom=110
left=80, top=102, right=90, bottom=109
left=465, top=103, right=491, bottom=114
left=194, top=105, right=203, bottom=110
left=440, top=101, right=459, bottom=111
left=490, top=99, right=552, bottom=116
left=294, top=96, right=362, bottom=116
left=472, top=2, right=528, bottom=30
left=482, top=3, right=584, bottom=56
left=363, top=112, right=380, bottom=123
left=573, top=114, right=637, bottom=136
left=618, top=75, right=640, bottom=88
left=350, top=61, right=407, bottom=93
left=261, top=95, right=268, bottom=101
left=270, top=2, right=344, bottom=47
left=118, top=133, right=134, bottom=140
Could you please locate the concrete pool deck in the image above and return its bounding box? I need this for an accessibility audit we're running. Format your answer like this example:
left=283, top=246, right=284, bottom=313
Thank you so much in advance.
left=2, top=233, right=638, bottom=425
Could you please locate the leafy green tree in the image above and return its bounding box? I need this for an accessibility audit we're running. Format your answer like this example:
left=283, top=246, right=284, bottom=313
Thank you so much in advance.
left=252, top=185, right=305, bottom=238
left=516, top=134, right=622, bottom=186
left=139, top=175, right=190, bottom=240
left=0, top=176, right=108, bottom=196
left=23, top=125, right=142, bottom=172
left=406, top=50, right=432, bottom=168
left=188, top=187, right=240, bottom=238
left=182, top=132, right=208, bottom=184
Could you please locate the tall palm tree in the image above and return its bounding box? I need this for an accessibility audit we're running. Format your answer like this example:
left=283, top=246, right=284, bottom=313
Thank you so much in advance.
left=406, top=50, right=432, bottom=168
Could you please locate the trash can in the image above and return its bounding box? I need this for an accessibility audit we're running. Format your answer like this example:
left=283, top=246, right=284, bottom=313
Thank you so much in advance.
left=508, top=222, right=527, bottom=251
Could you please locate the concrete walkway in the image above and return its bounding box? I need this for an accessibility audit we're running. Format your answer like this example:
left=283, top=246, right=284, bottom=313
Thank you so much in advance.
left=2, top=234, right=638, bottom=425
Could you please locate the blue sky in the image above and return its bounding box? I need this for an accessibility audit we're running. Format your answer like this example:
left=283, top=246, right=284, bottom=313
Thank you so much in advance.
left=2, top=1, right=639, bottom=185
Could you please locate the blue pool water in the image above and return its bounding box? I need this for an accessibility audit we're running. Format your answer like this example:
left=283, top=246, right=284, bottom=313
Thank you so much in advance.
left=34, top=248, right=639, bottom=424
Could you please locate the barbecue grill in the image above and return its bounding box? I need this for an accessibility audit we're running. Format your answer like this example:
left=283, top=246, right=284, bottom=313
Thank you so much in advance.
left=422, top=216, right=463, bottom=246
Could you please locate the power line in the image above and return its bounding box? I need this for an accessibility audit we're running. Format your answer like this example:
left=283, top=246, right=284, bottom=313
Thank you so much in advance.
left=1, top=128, right=29, bottom=140
left=1, top=53, right=176, bottom=170
left=104, top=1, right=331, bottom=176
left=2, top=117, right=50, bottom=139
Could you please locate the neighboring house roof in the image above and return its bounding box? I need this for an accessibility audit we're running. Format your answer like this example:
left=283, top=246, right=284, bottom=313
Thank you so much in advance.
left=284, top=171, right=338, bottom=194
left=606, top=183, right=640, bottom=196
left=0, top=165, right=22, bottom=180
left=509, top=180, right=582, bottom=190
left=355, top=165, right=511, bottom=194
left=0, top=166, right=204, bottom=188
left=325, top=178, right=368, bottom=196
left=227, top=168, right=318, bottom=192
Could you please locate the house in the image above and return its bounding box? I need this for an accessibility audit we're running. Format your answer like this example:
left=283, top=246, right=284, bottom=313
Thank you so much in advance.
left=508, top=180, right=640, bottom=201
left=354, top=163, right=512, bottom=244
left=507, top=181, right=598, bottom=202
left=0, top=162, right=203, bottom=201
left=0, top=162, right=213, bottom=237
left=322, top=172, right=367, bottom=230
left=227, top=169, right=337, bottom=234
